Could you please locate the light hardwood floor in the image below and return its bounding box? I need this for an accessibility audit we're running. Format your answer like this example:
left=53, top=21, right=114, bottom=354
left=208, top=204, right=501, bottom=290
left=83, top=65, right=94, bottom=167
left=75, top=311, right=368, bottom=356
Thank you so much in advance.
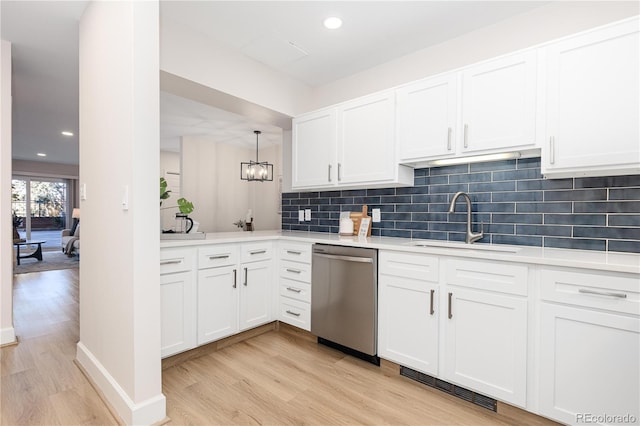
left=2, top=269, right=558, bottom=426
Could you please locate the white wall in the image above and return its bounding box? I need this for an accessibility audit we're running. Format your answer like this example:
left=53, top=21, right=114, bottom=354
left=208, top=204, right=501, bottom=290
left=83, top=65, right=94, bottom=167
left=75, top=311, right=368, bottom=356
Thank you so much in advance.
left=182, top=135, right=282, bottom=232
left=160, top=17, right=310, bottom=117
left=304, top=1, right=640, bottom=111
left=0, top=39, right=16, bottom=346
left=76, top=2, right=165, bottom=424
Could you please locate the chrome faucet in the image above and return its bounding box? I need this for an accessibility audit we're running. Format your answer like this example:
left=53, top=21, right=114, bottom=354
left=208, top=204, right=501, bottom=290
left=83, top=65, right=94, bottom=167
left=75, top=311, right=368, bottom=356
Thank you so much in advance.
left=448, top=192, right=484, bottom=244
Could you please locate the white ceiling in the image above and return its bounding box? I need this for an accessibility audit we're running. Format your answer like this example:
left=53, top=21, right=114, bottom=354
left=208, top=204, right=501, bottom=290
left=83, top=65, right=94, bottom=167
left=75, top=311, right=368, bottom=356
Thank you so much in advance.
left=1, top=1, right=549, bottom=165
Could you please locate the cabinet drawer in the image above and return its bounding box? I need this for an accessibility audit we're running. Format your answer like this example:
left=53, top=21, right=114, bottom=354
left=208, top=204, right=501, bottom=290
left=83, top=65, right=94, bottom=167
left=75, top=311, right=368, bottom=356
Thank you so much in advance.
left=280, top=260, right=311, bottom=283
left=280, top=278, right=311, bottom=303
left=240, top=242, right=272, bottom=263
left=540, top=268, right=639, bottom=315
left=445, top=258, right=528, bottom=296
left=198, top=245, right=238, bottom=269
left=380, top=250, right=439, bottom=282
left=279, top=298, right=310, bottom=331
left=160, top=248, right=195, bottom=275
left=279, top=241, right=312, bottom=264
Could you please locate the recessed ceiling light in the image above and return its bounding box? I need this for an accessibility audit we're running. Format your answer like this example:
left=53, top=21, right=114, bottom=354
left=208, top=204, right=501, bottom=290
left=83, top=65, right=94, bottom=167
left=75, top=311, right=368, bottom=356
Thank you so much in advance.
left=61, top=131, right=74, bottom=136
left=37, top=153, right=47, bottom=157
left=323, top=17, right=342, bottom=30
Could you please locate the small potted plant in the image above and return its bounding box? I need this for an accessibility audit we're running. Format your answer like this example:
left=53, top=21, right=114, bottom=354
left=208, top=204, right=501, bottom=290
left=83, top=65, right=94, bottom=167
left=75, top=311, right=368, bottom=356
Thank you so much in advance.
left=12, top=212, right=24, bottom=243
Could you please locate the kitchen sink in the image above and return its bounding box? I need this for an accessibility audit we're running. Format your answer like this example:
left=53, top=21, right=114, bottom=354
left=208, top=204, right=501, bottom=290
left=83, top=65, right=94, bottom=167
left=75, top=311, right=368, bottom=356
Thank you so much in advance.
left=405, top=240, right=522, bottom=253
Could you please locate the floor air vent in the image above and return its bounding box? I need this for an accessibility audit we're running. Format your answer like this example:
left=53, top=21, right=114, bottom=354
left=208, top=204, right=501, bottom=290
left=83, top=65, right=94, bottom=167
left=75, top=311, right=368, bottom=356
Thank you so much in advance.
left=400, top=366, right=497, bottom=412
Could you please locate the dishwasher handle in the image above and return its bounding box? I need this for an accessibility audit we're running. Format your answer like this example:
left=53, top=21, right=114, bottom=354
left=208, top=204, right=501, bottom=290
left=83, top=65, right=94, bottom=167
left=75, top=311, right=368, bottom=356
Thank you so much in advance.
left=313, top=252, right=374, bottom=264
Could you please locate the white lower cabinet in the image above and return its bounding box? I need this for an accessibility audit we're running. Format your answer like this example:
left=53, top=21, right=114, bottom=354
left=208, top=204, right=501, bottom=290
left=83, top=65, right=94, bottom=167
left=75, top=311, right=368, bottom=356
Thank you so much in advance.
left=197, top=242, right=273, bottom=346
left=538, top=267, right=640, bottom=425
left=378, top=251, right=439, bottom=376
left=443, top=258, right=528, bottom=407
left=160, top=247, right=197, bottom=358
left=277, top=241, right=312, bottom=330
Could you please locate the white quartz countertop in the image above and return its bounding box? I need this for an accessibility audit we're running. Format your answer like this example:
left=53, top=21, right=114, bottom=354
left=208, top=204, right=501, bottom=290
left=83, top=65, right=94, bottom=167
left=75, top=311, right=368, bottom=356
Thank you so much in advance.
left=161, top=230, right=640, bottom=274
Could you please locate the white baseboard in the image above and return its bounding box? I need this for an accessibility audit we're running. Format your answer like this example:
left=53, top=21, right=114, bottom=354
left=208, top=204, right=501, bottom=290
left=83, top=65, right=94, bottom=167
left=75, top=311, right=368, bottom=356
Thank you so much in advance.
left=0, top=326, right=16, bottom=345
left=76, top=341, right=166, bottom=425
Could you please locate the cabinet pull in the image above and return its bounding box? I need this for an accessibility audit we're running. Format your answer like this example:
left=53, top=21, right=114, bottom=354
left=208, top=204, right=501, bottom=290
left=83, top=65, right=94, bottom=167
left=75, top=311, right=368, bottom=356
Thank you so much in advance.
left=160, top=259, right=181, bottom=265
left=337, top=163, right=342, bottom=181
left=249, top=249, right=266, bottom=255
left=286, top=310, right=301, bottom=317
left=447, top=127, right=452, bottom=151
left=328, top=164, right=332, bottom=182
left=243, top=267, right=248, bottom=286
left=430, top=289, right=435, bottom=315
left=463, top=124, right=469, bottom=148
left=233, top=269, right=237, bottom=288
left=578, top=288, right=627, bottom=299
left=286, top=287, right=302, bottom=293
left=209, top=254, right=229, bottom=260
left=286, top=268, right=302, bottom=274
left=549, top=136, right=556, bottom=165
left=286, top=250, right=302, bottom=255
left=448, top=292, right=453, bottom=319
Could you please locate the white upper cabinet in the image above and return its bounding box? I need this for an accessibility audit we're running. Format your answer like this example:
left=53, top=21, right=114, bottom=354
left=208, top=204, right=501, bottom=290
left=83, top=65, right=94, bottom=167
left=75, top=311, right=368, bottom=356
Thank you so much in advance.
left=396, top=50, right=538, bottom=165
left=397, top=74, right=458, bottom=161
left=461, top=50, right=538, bottom=153
left=292, top=109, right=337, bottom=188
left=542, top=18, right=640, bottom=178
left=336, top=91, right=398, bottom=185
left=292, top=91, right=412, bottom=190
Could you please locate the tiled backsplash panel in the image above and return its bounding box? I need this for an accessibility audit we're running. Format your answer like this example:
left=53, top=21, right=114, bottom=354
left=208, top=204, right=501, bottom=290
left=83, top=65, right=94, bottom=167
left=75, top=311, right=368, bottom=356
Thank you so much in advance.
left=281, top=157, right=640, bottom=253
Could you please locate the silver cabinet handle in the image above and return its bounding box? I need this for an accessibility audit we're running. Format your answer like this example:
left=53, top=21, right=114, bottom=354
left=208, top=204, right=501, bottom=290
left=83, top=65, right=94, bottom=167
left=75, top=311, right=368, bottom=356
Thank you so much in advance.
left=579, top=288, right=627, bottom=299
left=463, top=124, right=469, bottom=148
left=286, top=268, right=302, bottom=274
left=430, top=289, right=435, bottom=316
left=160, top=259, right=182, bottom=265
left=249, top=249, right=266, bottom=255
left=286, top=287, right=302, bottom=293
left=337, top=163, right=342, bottom=181
left=209, top=254, right=229, bottom=260
left=286, top=250, right=302, bottom=255
left=448, top=292, right=453, bottom=319
left=549, top=136, right=556, bottom=165
left=286, top=310, right=301, bottom=317
left=447, top=127, right=452, bottom=151
left=243, top=267, right=248, bottom=286
left=328, top=164, right=332, bottom=182
left=233, top=269, right=237, bottom=288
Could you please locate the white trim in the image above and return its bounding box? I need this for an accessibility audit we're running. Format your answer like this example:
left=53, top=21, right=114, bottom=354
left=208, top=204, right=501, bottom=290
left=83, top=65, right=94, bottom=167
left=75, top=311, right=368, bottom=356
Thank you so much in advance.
left=0, top=327, right=16, bottom=345
left=76, top=342, right=166, bottom=425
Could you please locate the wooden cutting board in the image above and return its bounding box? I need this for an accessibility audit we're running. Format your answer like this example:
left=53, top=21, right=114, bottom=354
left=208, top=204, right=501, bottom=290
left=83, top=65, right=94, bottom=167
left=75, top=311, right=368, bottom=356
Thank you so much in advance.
left=349, top=205, right=372, bottom=237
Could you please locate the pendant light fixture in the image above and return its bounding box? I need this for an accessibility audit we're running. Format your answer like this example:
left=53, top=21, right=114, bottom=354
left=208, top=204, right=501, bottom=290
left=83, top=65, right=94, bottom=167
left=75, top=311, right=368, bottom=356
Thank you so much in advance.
left=241, top=130, right=273, bottom=182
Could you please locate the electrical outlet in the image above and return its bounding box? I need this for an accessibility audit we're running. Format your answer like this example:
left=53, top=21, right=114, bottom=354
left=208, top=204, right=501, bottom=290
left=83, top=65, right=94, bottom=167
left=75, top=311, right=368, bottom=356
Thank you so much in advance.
left=372, top=208, right=381, bottom=223
left=298, top=210, right=304, bottom=221
left=304, top=209, right=311, bottom=221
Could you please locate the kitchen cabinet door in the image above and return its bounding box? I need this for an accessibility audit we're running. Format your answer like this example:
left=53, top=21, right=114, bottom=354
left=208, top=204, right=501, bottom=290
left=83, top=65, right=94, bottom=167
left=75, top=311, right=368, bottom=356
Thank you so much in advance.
left=443, top=287, right=527, bottom=407
left=539, top=303, right=640, bottom=425
left=379, top=275, right=439, bottom=376
left=336, top=91, right=398, bottom=184
left=397, top=74, right=458, bottom=161
left=292, top=108, right=337, bottom=188
left=460, top=50, right=538, bottom=153
left=197, top=265, right=238, bottom=345
left=543, top=18, right=640, bottom=178
left=160, top=271, right=196, bottom=358
left=239, top=260, right=273, bottom=331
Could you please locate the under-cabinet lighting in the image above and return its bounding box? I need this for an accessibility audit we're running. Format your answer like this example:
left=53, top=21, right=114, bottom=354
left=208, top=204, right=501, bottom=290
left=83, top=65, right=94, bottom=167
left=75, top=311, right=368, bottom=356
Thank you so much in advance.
left=430, top=152, right=521, bottom=167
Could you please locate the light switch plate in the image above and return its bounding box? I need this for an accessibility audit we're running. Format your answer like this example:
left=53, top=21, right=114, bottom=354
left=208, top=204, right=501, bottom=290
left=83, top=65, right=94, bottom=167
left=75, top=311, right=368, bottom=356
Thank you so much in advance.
left=372, top=208, right=381, bottom=223
left=298, top=210, right=304, bottom=221
left=304, top=209, right=311, bottom=221
left=80, top=183, right=87, bottom=201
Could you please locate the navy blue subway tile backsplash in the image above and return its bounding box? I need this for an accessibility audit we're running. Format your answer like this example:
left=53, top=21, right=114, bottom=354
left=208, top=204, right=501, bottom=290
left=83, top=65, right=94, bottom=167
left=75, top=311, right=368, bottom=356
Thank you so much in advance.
left=281, top=157, right=640, bottom=253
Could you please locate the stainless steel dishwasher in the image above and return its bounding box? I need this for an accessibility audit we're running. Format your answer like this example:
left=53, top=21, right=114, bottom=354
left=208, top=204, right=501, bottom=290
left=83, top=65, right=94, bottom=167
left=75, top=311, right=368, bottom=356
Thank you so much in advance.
left=311, top=244, right=379, bottom=364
